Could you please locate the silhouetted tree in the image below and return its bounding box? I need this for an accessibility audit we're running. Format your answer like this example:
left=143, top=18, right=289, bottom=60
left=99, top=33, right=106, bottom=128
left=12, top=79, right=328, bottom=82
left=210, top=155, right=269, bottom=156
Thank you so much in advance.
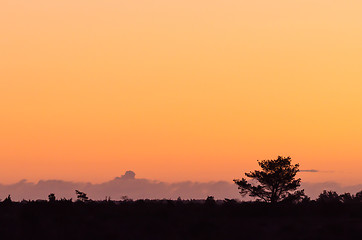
left=75, top=190, right=89, bottom=202
left=281, top=189, right=308, bottom=204
left=355, top=190, right=362, bottom=202
left=340, top=192, right=353, bottom=203
left=317, top=190, right=340, bottom=203
left=48, top=193, right=56, bottom=202
left=3, top=195, right=12, bottom=204
left=233, top=156, right=303, bottom=203
left=205, top=196, right=216, bottom=205
left=121, top=196, right=131, bottom=202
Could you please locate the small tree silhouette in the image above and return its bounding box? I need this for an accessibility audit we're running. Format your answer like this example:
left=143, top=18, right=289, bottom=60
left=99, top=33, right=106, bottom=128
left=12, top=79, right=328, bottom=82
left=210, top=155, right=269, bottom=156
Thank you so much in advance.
left=233, top=156, right=304, bottom=203
left=75, top=190, right=89, bottom=202
left=205, top=196, right=216, bottom=205
left=3, top=195, right=12, bottom=204
left=48, top=193, right=56, bottom=202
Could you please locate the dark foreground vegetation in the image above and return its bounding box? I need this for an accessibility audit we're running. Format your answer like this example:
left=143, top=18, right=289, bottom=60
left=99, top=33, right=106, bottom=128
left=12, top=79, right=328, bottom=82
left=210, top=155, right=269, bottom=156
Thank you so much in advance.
left=0, top=198, right=361, bottom=240
left=1, top=157, right=360, bottom=239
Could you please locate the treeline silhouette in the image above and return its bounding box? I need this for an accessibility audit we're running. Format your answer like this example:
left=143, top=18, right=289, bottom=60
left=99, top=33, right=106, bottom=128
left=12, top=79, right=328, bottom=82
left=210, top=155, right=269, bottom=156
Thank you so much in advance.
left=0, top=190, right=361, bottom=240
left=3, top=188, right=362, bottom=204
left=0, top=157, right=361, bottom=239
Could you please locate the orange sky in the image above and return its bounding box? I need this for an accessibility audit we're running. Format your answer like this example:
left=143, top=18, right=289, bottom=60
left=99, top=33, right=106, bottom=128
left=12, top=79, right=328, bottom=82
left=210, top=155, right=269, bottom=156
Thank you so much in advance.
left=1, top=0, right=362, bottom=185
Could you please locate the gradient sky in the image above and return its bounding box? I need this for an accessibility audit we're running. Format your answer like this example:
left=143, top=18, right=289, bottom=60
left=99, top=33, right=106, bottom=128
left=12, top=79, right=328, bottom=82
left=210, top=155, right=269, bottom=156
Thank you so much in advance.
left=1, top=1, right=362, bottom=185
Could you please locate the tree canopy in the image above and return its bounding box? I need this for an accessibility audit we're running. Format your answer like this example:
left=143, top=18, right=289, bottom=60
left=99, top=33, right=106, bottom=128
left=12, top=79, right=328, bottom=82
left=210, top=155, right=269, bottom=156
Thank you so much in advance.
left=233, top=156, right=304, bottom=203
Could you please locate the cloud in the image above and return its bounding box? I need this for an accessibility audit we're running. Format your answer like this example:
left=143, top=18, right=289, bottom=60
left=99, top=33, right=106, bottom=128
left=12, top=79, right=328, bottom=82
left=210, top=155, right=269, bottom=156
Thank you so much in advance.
left=300, top=169, right=319, bottom=173
left=0, top=172, right=241, bottom=201
left=116, top=170, right=136, bottom=180
left=0, top=171, right=361, bottom=201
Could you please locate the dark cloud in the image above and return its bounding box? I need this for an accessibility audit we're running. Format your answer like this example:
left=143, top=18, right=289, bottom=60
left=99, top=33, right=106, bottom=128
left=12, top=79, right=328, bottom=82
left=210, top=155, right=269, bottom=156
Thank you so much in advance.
left=300, top=169, right=319, bottom=173
left=0, top=171, right=361, bottom=201
left=116, top=170, right=136, bottom=180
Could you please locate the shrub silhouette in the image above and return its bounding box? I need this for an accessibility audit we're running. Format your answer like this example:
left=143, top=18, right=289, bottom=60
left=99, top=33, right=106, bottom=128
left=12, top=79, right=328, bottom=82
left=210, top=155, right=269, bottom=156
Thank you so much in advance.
left=339, top=192, right=353, bottom=203
left=48, top=193, right=56, bottom=202
left=233, top=156, right=303, bottom=203
left=3, top=195, right=12, bottom=204
left=355, top=191, right=362, bottom=202
left=317, top=190, right=340, bottom=203
left=316, top=190, right=362, bottom=204
left=205, top=196, right=216, bottom=205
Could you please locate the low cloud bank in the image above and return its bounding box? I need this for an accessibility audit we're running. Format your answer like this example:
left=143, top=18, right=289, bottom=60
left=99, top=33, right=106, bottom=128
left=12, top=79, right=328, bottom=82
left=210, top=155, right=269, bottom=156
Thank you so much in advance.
left=0, top=171, right=361, bottom=201
left=0, top=171, right=240, bottom=201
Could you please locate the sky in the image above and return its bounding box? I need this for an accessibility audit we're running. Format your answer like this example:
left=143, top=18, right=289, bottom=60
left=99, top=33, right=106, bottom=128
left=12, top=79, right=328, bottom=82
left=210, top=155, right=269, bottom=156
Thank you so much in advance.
left=1, top=1, right=362, bottom=185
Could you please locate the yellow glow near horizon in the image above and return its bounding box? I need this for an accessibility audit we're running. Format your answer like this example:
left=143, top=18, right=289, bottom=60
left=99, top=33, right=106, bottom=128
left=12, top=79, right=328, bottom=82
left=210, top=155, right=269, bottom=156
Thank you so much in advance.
left=1, top=1, right=362, bottom=184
